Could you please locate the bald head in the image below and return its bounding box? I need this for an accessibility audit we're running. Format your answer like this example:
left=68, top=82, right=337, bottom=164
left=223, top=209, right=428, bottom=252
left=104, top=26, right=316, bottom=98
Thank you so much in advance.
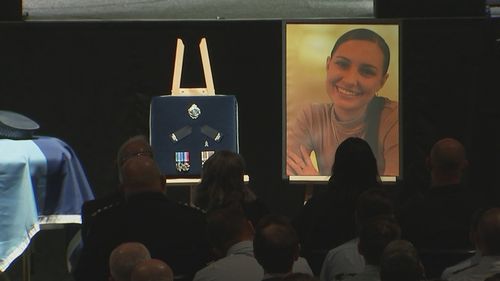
left=109, top=242, right=151, bottom=281
left=382, top=240, right=419, bottom=260
left=131, top=259, right=173, bottom=281
left=429, top=138, right=467, bottom=185
left=478, top=208, right=500, bottom=255
left=120, top=156, right=164, bottom=195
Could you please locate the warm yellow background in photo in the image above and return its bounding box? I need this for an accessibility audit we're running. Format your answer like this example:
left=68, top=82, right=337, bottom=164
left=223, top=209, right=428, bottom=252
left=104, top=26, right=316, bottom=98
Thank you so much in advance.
left=286, top=23, right=399, bottom=132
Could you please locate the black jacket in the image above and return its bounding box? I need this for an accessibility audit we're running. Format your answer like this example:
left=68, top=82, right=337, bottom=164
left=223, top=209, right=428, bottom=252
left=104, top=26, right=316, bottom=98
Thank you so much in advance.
left=74, top=191, right=209, bottom=281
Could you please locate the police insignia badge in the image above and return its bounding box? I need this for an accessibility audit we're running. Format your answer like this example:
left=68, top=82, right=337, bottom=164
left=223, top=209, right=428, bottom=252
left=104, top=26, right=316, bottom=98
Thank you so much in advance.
left=170, top=125, right=192, bottom=143
left=188, top=104, right=201, bottom=119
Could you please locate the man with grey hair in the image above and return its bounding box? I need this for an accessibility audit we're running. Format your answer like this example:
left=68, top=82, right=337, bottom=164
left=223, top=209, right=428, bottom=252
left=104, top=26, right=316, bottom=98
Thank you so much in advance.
left=109, top=242, right=151, bottom=281
left=67, top=135, right=154, bottom=274
left=74, top=156, right=209, bottom=281
left=81, top=135, right=153, bottom=244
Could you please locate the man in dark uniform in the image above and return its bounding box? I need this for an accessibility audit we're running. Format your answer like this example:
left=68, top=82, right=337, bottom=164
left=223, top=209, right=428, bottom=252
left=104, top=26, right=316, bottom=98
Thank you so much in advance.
left=74, top=155, right=209, bottom=281
left=80, top=135, right=154, bottom=244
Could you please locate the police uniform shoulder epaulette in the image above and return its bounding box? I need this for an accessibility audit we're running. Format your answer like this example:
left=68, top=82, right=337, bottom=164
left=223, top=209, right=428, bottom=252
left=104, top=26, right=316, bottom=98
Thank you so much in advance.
left=90, top=201, right=122, bottom=217
left=451, top=263, right=480, bottom=275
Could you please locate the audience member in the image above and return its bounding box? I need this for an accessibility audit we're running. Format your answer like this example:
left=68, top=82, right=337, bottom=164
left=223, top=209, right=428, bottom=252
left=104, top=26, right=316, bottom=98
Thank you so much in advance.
left=321, top=188, right=395, bottom=281
left=380, top=240, right=425, bottom=281
left=81, top=135, right=153, bottom=243
left=131, top=259, right=174, bottom=281
left=193, top=204, right=264, bottom=281
left=400, top=137, right=484, bottom=250
left=65, top=135, right=154, bottom=273
left=447, top=208, right=500, bottom=281
left=343, top=218, right=401, bottom=281
left=254, top=214, right=306, bottom=280
left=195, top=150, right=269, bottom=227
left=441, top=208, right=489, bottom=279
left=194, top=206, right=312, bottom=281
left=294, top=137, right=381, bottom=274
left=74, top=156, right=209, bottom=281
left=109, top=242, right=151, bottom=281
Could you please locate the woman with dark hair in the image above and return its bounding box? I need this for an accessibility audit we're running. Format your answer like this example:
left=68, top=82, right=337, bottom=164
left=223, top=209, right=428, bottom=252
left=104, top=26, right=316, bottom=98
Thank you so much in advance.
left=195, top=150, right=269, bottom=226
left=287, top=28, right=398, bottom=177
left=293, top=137, right=381, bottom=274
left=328, top=137, right=380, bottom=195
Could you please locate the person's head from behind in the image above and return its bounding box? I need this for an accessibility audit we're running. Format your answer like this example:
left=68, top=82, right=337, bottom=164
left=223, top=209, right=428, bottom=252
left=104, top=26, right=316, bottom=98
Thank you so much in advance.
left=109, top=242, right=151, bottom=281
left=326, top=28, right=390, bottom=121
left=428, top=137, right=467, bottom=185
left=117, top=135, right=154, bottom=183
left=197, top=150, right=251, bottom=210
left=254, top=214, right=300, bottom=275
left=477, top=207, right=500, bottom=256
left=380, top=240, right=424, bottom=281
left=206, top=204, right=254, bottom=258
left=355, top=187, right=395, bottom=229
left=131, top=259, right=173, bottom=281
left=358, top=217, right=401, bottom=266
left=329, top=137, right=380, bottom=192
left=469, top=208, right=489, bottom=252
left=119, top=156, right=165, bottom=196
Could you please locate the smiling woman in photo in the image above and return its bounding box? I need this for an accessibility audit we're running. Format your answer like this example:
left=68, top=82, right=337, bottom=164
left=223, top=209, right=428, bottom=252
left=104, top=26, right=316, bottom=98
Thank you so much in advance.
left=287, top=28, right=399, bottom=177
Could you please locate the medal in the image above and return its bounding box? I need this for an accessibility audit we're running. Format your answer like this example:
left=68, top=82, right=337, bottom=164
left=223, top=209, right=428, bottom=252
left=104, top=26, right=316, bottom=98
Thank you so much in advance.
left=175, top=151, right=190, bottom=172
left=201, top=150, right=215, bottom=166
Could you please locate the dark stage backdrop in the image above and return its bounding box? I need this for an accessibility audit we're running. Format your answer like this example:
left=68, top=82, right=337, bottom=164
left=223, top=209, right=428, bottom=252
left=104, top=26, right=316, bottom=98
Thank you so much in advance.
left=400, top=18, right=499, bottom=206
left=0, top=19, right=499, bottom=217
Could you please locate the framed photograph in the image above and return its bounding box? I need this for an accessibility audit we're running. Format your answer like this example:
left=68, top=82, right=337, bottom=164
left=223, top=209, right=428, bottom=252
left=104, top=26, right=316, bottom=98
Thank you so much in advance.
left=284, top=20, right=401, bottom=182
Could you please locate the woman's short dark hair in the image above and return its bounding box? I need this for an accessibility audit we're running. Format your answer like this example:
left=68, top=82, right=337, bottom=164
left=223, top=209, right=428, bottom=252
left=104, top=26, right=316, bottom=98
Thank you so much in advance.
left=331, top=28, right=391, bottom=75
left=196, top=150, right=252, bottom=210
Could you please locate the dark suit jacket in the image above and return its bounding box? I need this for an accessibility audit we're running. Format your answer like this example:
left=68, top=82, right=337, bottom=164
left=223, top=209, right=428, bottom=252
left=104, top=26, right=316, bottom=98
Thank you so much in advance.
left=74, top=191, right=209, bottom=281
left=399, top=184, right=484, bottom=250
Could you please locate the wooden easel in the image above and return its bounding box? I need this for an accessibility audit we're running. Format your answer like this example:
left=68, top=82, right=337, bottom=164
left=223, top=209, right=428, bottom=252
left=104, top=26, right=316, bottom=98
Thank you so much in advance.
left=171, top=38, right=215, bottom=96
left=166, top=38, right=248, bottom=205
